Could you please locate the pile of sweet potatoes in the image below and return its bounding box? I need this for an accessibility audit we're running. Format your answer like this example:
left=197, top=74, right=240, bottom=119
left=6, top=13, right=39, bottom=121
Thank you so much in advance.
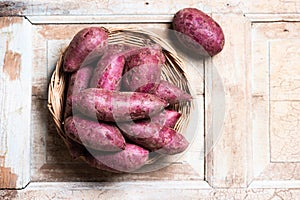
left=62, top=27, right=192, bottom=173
left=59, top=8, right=224, bottom=172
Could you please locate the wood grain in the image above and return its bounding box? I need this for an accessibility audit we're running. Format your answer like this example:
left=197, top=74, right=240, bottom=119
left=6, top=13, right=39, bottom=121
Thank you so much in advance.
left=270, top=101, right=300, bottom=162
left=1, top=0, right=300, bottom=16
left=3, top=50, right=21, bottom=81
left=250, top=20, right=300, bottom=186
left=0, top=160, right=17, bottom=188
left=205, top=13, right=252, bottom=188
left=0, top=17, right=32, bottom=189
left=1, top=183, right=300, bottom=200
left=270, top=39, right=300, bottom=101
left=0, top=0, right=300, bottom=196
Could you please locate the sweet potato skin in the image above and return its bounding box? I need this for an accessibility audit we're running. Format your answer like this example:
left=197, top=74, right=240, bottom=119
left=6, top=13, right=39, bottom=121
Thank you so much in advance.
left=88, top=143, right=149, bottom=172
left=60, top=135, right=120, bottom=172
left=71, top=88, right=168, bottom=122
left=64, top=115, right=126, bottom=151
left=122, top=64, right=162, bottom=93
left=64, top=66, right=93, bottom=118
left=90, top=51, right=125, bottom=90
left=67, top=66, right=93, bottom=96
left=122, top=45, right=165, bottom=93
left=125, top=45, right=165, bottom=68
left=119, top=121, right=188, bottom=154
left=156, top=128, right=189, bottom=155
left=151, top=109, right=181, bottom=128
left=119, top=123, right=173, bottom=151
left=63, top=27, right=108, bottom=72
left=89, top=44, right=145, bottom=91
left=64, top=137, right=148, bottom=173
left=61, top=136, right=121, bottom=172
left=152, top=80, right=192, bottom=104
left=172, top=8, right=225, bottom=56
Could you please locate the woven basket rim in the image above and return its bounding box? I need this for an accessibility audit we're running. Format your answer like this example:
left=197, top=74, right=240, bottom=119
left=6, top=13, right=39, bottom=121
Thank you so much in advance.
left=47, top=27, right=193, bottom=167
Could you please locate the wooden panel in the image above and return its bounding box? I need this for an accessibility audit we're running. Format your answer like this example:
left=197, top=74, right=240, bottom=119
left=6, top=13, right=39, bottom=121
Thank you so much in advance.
left=1, top=0, right=300, bottom=16
left=269, top=39, right=300, bottom=162
left=270, top=40, right=300, bottom=101
left=250, top=21, right=300, bottom=186
left=0, top=0, right=209, bottom=16
left=30, top=23, right=205, bottom=183
left=270, top=101, right=300, bottom=162
left=0, top=17, right=32, bottom=189
left=1, top=0, right=300, bottom=196
left=1, top=183, right=300, bottom=199
left=205, top=13, right=252, bottom=188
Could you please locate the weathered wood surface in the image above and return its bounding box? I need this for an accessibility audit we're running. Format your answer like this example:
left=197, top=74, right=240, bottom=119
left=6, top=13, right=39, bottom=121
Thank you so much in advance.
left=205, top=14, right=252, bottom=188
left=250, top=21, right=300, bottom=188
left=1, top=183, right=300, bottom=200
left=0, top=0, right=300, bottom=16
left=0, top=0, right=300, bottom=198
left=0, top=17, right=32, bottom=189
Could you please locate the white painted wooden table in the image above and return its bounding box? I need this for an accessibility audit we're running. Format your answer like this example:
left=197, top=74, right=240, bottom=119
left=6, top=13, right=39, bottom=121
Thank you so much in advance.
left=1, top=0, right=300, bottom=199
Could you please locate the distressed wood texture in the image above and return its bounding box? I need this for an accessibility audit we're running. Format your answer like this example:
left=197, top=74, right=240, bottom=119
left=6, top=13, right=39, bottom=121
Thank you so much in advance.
left=249, top=20, right=300, bottom=187
left=30, top=23, right=205, bottom=183
left=0, top=0, right=300, bottom=198
left=205, top=14, right=252, bottom=188
left=1, top=182, right=300, bottom=200
left=0, top=17, right=32, bottom=189
left=1, top=0, right=300, bottom=16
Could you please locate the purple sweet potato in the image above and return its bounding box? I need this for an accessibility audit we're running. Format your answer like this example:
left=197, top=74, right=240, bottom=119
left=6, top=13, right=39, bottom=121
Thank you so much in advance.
left=125, top=45, right=165, bottom=68
left=119, top=122, right=173, bottom=151
left=87, top=143, right=149, bottom=172
left=172, top=8, right=225, bottom=57
left=108, top=43, right=139, bottom=57
left=122, top=45, right=165, bottom=93
left=63, top=27, right=108, bottom=72
left=156, top=128, right=189, bottom=155
left=122, top=64, right=162, bottom=93
left=64, top=66, right=93, bottom=118
left=89, top=45, right=126, bottom=90
left=62, top=136, right=120, bottom=172
left=151, top=109, right=181, bottom=128
left=89, top=44, right=146, bottom=90
left=70, top=88, right=168, bottom=122
left=118, top=109, right=182, bottom=151
left=64, top=115, right=126, bottom=151
left=118, top=109, right=181, bottom=151
left=151, top=80, right=192, bottom=104
left=119, top=122, right=188, bottom=155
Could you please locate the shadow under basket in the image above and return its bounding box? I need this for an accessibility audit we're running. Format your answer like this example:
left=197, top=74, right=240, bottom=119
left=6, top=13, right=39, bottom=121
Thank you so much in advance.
left=47, top=27, right=195, bottom=173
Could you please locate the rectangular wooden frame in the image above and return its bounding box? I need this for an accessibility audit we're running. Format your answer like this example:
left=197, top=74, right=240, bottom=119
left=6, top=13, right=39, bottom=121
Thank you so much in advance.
left=1, top=7, right=300, bottom=198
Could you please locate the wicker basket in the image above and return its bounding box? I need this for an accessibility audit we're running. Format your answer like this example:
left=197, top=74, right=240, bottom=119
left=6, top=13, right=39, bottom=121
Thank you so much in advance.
left=47, top=27, right=194, bottom=171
